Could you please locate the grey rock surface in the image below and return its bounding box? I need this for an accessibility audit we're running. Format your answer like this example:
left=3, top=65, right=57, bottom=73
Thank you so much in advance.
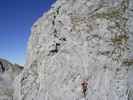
left=0, top=58, right=23, bottom=100
left=128, top=0, right=133, bottom=100
left=14, top=0, right=133, bottom=100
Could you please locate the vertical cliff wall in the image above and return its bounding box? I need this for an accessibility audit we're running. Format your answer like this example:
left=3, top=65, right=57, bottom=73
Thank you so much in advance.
left=127, top=0, right=133, bottom=99
left=14, top=0, right=133, bottom=100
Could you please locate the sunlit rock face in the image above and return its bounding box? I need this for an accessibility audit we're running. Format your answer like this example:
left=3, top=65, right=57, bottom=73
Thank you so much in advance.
left=0, top=58, right=23, bottom=100
left=16, top=0, right=132, bottom=100
left=128, top=0, right=133, bottom=100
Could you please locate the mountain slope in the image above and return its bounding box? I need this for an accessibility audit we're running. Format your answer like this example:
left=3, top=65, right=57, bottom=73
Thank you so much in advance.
left=0, top=58, right=23, bottom=100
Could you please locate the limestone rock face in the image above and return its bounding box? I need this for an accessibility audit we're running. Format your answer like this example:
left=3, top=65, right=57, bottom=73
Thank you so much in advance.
left=127, top=0, right=133, bottom=100
left=16, top=0, right=133, bottom=100
left=0, top=58, right=23, bottom=100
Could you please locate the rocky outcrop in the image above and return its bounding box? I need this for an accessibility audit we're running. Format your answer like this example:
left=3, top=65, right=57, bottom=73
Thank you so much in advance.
left=0, top=58, right=23, bottom=100
left=15, top=0, right=133, bottom=100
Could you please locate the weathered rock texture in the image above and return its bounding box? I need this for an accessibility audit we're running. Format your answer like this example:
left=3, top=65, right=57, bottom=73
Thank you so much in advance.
left=0, top=58, right=23, bottom=100
left=15, top=0, right=133, bottom=100
left=127, top=0, right=133, bottom=100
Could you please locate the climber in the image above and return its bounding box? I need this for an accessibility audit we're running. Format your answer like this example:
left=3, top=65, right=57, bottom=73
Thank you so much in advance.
left=81, top=80, right=88, bottom=96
